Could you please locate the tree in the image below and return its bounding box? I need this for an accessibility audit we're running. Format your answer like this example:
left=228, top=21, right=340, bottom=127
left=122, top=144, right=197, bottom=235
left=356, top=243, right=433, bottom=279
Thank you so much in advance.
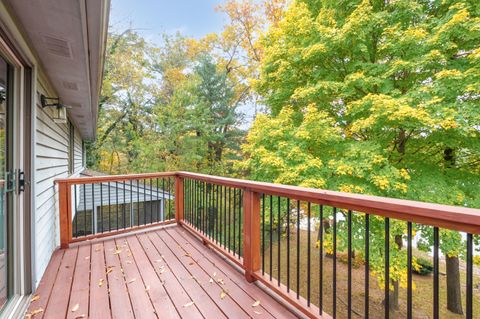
left=242, top=0, right=480, bottom=313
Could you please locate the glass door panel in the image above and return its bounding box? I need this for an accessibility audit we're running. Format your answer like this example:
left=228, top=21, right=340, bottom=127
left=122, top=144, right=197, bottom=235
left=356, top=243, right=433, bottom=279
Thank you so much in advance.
left=0, top=54, right=9, bottom=309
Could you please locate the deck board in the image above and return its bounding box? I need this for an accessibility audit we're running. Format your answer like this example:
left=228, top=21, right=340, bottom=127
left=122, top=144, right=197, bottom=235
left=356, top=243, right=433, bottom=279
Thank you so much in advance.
left=25, top=225, right=298, bottom=319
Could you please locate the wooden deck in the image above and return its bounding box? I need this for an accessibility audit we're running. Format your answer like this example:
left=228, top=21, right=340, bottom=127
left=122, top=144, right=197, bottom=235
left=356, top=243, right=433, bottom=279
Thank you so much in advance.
left=25, top=225, right=299, bottom=319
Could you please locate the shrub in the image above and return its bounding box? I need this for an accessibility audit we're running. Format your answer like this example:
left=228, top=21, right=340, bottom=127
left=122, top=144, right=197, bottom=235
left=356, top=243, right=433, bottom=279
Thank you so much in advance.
left=413, top=257, right=433, bottom=276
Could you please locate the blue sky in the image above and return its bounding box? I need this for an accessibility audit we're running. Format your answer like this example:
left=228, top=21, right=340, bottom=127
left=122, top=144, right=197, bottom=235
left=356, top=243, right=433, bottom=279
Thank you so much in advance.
left=111, top=0, right=226, bottom=42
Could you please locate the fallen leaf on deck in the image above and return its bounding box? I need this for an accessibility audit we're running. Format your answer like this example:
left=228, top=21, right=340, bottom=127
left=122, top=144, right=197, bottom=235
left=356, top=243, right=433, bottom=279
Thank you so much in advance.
left=189, top=262, right=195, bottom=265
left=183, top=301, right=194, bottom=308
left=252, top=300, right=261, bottom=307
left=71, top=303, right=79, bottom=312
left=126, top=260, right=133, bottom=264
left=113, top=249, right=122, bottom=255
left=217, top=278, right=225, bottom=285
left=209, top=278, right=213, bottom=283
left=155, top=259, right=162, bottom=263
left=95, top=246, right=101, bottom=252
left=220, top=291, right=227, bottom=299
left=75, top=315, right=86, bottom=319
left=31, top=295, right=40, bottom=302
left=106, top=267, right=114, bottom=274
left=128, top=278, right=136, bottom=284
left=145, top=285, right=150, bottom=291
left=98, top=279, right=105, bottom=287
left=254, top=311, right=262, bottom=315
left=84, top=256, right=90, bottom=260
left=26, top=308, right=44, bottom=318
left=213, top=272, right=217, bottom=277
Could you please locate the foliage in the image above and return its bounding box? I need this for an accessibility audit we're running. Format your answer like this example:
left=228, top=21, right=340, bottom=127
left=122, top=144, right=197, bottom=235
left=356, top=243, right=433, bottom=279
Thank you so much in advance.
left=413, top=257, right=434, bottom=276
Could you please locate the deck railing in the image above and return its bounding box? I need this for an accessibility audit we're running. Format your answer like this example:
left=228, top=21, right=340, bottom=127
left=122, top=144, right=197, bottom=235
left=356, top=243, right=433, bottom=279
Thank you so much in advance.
left=56, top=171, right=480, bottom=319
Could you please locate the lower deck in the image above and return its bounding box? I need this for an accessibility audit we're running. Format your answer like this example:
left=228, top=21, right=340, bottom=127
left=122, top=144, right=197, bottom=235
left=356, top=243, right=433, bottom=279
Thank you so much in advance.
left=25, top=225, right=298, bottom=318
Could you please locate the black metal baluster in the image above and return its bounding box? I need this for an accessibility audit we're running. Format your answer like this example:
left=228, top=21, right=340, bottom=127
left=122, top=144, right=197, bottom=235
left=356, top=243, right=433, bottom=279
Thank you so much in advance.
left=347, top=210, right=352, bottom=319
left=116, top=181, right=119, bottom=230
left=407, top=222, right=412, bottom=319
left=365, top=214, right=370, bottom=319
left=319, top=205, right=323, bottom=315
left=278, top=196, right=282, bottom=287
left=130, top=180, right=133, bottom=226
left=123, top=181, right=126, bottom=228
left=262, top=194, right=265, bottom=275
left=466, top=233, right=473, bottom=319
left=156, top=178, right=160, bottom=222
left=215, top=184, right=219, bottom=241
left=307, top=202, right=311, bottom=305
left=287, top=198, right=290, bottom=292
left=91, top=184, right=95, bottom=234
left=333, top=207, right=337, bottom=318
left=143, top=179, right=146, bottom=225
left=108, top=181, right=111, bottom=232
left=269, top=195, right=273, bottom=280
left=168, top=177, right=172, bottom=220
left=83, top=184, right=86, bottom=235
left=433, top=227, right=439, bottom=319
left=223, top=186, right=227, bottom=247
left=296, top=200, right=300, bottom=299
left=162, top=178, right=165, bottom=223
left=228, top=187, right=232, bottom=251
left=74, top=185, right=77, bottom=237
left=213, top=185, right=222, bottom=243
left=238, top=190, right=242, bottom=258
left=150, top=178, right=153, bottom=224
left=385, top=218, right=390, bottom=319
left=233, top=188, right=237, bottom=255
left=100, top=183, right=103, bottom=233
left=137, top=179, right=140, bottom=226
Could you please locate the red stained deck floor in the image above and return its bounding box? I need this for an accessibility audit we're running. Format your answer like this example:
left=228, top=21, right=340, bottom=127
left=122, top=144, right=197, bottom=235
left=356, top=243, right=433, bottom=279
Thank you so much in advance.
left=26, top=225, right=298, bottom=319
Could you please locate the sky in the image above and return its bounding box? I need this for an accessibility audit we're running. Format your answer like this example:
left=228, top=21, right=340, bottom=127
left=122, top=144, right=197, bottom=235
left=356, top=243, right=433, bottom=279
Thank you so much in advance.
left=110, top=0, right=226, bottom=42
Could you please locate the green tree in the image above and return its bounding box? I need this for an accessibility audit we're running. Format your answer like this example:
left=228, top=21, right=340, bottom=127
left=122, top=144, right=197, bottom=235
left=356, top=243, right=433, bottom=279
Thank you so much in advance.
left=242, top=0, right=480, bottom=313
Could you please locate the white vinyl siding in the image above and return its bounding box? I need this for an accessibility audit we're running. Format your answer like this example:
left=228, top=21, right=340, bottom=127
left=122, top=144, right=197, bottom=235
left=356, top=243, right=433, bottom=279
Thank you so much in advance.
left=33, top=83, right=84, bottom=287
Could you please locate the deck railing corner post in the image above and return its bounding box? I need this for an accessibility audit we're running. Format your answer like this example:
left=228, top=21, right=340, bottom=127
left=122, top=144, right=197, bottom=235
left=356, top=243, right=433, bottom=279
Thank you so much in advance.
left=58, top=181, right=72, bottom=249
left=175, top=176, right=184, bottom=223
left=243, top=189, right=261, bottom=283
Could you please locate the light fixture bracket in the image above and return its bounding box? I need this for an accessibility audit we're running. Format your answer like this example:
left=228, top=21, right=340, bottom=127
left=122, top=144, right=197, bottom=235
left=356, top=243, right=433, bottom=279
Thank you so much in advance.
left=40, top=94, right=63, bottom=109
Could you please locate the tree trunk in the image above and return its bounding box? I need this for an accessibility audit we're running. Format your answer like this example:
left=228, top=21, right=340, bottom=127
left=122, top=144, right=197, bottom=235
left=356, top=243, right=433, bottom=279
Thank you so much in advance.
left=446, top=256, right=463, bottom=314
left=388, top=234, right=403, bottom=310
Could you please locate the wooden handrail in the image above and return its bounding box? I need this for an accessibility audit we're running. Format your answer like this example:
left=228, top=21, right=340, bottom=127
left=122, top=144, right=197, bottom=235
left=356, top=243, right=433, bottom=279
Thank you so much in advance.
left=176, top=171, right=480, bottom=235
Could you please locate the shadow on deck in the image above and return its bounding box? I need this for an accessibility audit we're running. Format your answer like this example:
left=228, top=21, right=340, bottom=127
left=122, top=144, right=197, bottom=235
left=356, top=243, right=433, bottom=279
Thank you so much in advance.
left=25, top=225, right=298, bottom=319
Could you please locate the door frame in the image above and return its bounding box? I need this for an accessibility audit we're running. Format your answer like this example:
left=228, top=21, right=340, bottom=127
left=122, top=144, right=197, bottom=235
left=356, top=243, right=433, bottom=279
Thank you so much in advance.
left=0, top=22, right=33, bottom=318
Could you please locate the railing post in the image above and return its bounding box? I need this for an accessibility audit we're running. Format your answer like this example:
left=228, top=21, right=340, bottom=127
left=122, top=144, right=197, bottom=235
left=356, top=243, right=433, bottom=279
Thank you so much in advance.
left=243, top=189, right=261, bottom=283
left=58, top=181, right=72, bottom=249
left=175, top=176, right=184, bottom=223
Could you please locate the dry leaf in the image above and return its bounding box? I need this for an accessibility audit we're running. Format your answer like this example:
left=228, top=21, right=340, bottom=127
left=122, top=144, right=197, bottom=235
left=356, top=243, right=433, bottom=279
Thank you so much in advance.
left=98, top=279, right=104, bottom=287
left=106, top=267, right=114, bottom=274
left=145, top=285, right=150, bottom=291
left=31, top=295, right=40, bottom=302
left=75, top=315, right=86, bottom=319
left=252, top=300, right=261, bottom=307
left=183, top=301, right=194, bottom=308
left=27, top=308, right=44, bottom=317
left=213, top=272, right=217, bottom=277
left=209, top=278, right=213, bottom=283
left=217, top=278, right=225, bottom=285
left=95, top=246, right=101, bottom=252
left=220, top=291, right=227, bottom=299
left=84, top=256, right=90, bottom=260
left=71, top=303, right=79, bottom=312
left=189, top=262, right=195, bottom=265
left=155, top=259, right=162, bottom=263
left=113, top=249, right=122, bottom=255
left=126, top=260, right=133, bottom=264
left=128, top=278, right=136, bottom=284
left=254, top=311, right=262, bottom=315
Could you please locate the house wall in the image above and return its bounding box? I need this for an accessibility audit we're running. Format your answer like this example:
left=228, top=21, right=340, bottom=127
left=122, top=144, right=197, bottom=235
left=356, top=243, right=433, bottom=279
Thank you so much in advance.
left=34, top=81, right=85, bottom=287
